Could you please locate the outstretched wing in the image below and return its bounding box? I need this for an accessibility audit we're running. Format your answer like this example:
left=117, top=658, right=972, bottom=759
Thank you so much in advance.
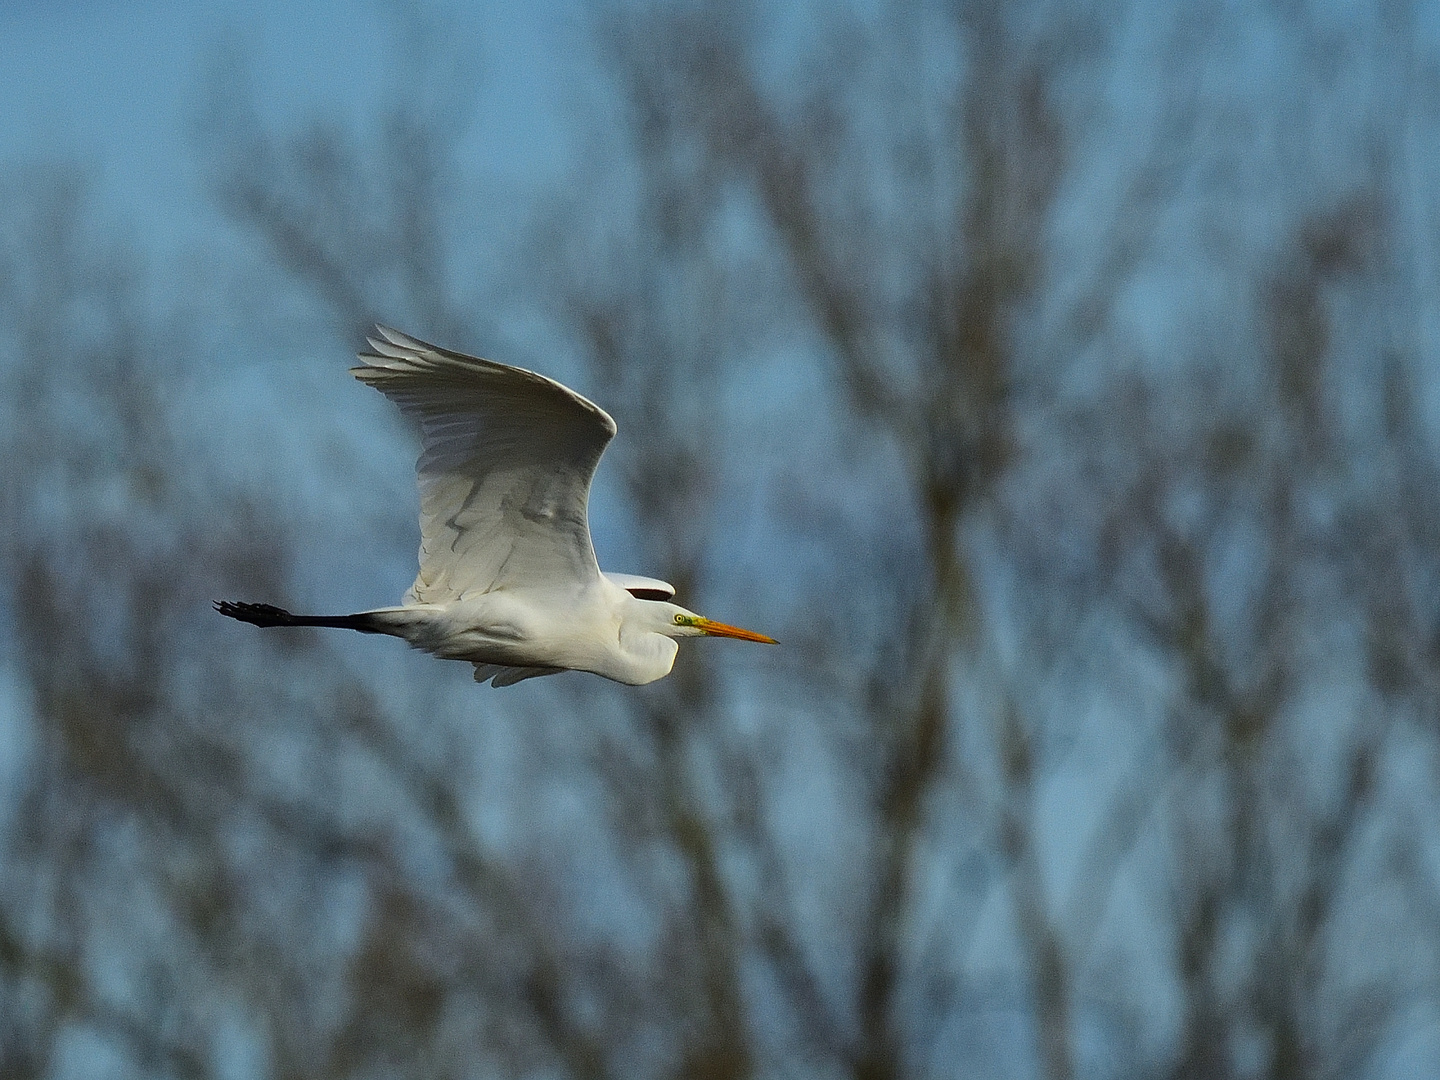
left=354, top=326, right=617, bottom=604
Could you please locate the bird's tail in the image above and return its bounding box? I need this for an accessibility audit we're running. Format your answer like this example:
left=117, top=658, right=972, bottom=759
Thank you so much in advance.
left=213, top=600, right=385, bottom=634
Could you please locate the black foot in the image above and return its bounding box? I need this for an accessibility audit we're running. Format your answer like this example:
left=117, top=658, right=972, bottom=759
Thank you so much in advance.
left=214, top=600, right=295, bottom=627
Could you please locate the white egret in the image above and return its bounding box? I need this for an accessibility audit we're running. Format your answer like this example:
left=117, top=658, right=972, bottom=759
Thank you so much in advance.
left=216, top=326, right=775, bottom=686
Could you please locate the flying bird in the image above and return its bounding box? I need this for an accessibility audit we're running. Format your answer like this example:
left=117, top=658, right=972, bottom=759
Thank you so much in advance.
left=216, top=327, right=775, bottom=686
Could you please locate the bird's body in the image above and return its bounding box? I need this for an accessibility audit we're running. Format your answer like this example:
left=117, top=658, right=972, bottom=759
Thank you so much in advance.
left=216, top=327, right=774, bottom=686
left=360, top=578, right=680, bottom=685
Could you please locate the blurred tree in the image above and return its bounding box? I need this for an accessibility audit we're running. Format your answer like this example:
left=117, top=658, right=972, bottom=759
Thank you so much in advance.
left=0, top=166, right=368, bottom=1078
left=579, top=2, right=1440, bottom=1079
left=583, top=3, right=1101, bottom=1077
left=1016, top=192, right=1440, bottom=1080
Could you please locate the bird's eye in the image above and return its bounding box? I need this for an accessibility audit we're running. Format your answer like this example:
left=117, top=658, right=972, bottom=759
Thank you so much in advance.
left=674, top=614, right=687, bottom=625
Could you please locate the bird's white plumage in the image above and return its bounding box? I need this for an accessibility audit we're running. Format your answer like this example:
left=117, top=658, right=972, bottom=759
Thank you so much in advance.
left=218, top=327, right=775, bottom=686
left=354, top=326, right=617, bottom=605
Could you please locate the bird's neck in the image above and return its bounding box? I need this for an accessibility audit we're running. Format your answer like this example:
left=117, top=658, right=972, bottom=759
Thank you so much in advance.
left=610, top=622, right=679, bottom=686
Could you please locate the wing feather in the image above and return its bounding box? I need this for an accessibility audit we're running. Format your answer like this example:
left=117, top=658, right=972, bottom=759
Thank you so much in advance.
left=353, top=327, right=617, bottom=603
left=473, top=663, right=564, bottom=686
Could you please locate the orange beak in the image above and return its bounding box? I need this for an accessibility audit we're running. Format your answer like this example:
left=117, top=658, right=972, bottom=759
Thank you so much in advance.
left=696, top=617, right=778, bottom=644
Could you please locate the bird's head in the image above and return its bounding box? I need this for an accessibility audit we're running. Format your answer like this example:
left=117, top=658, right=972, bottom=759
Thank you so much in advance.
left=655, top=602, right=777, bottom=645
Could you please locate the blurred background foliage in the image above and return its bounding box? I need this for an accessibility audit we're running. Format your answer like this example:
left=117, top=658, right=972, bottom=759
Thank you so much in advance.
left=3, top=1, right=1440, bottom=1077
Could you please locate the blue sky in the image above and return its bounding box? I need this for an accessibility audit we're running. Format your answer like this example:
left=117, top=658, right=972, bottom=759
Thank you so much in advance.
left=0, top=0, right=585, bottom=255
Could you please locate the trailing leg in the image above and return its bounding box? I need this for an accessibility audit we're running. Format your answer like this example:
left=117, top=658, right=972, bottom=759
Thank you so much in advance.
left=213, top=600, right=384, bottom=634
